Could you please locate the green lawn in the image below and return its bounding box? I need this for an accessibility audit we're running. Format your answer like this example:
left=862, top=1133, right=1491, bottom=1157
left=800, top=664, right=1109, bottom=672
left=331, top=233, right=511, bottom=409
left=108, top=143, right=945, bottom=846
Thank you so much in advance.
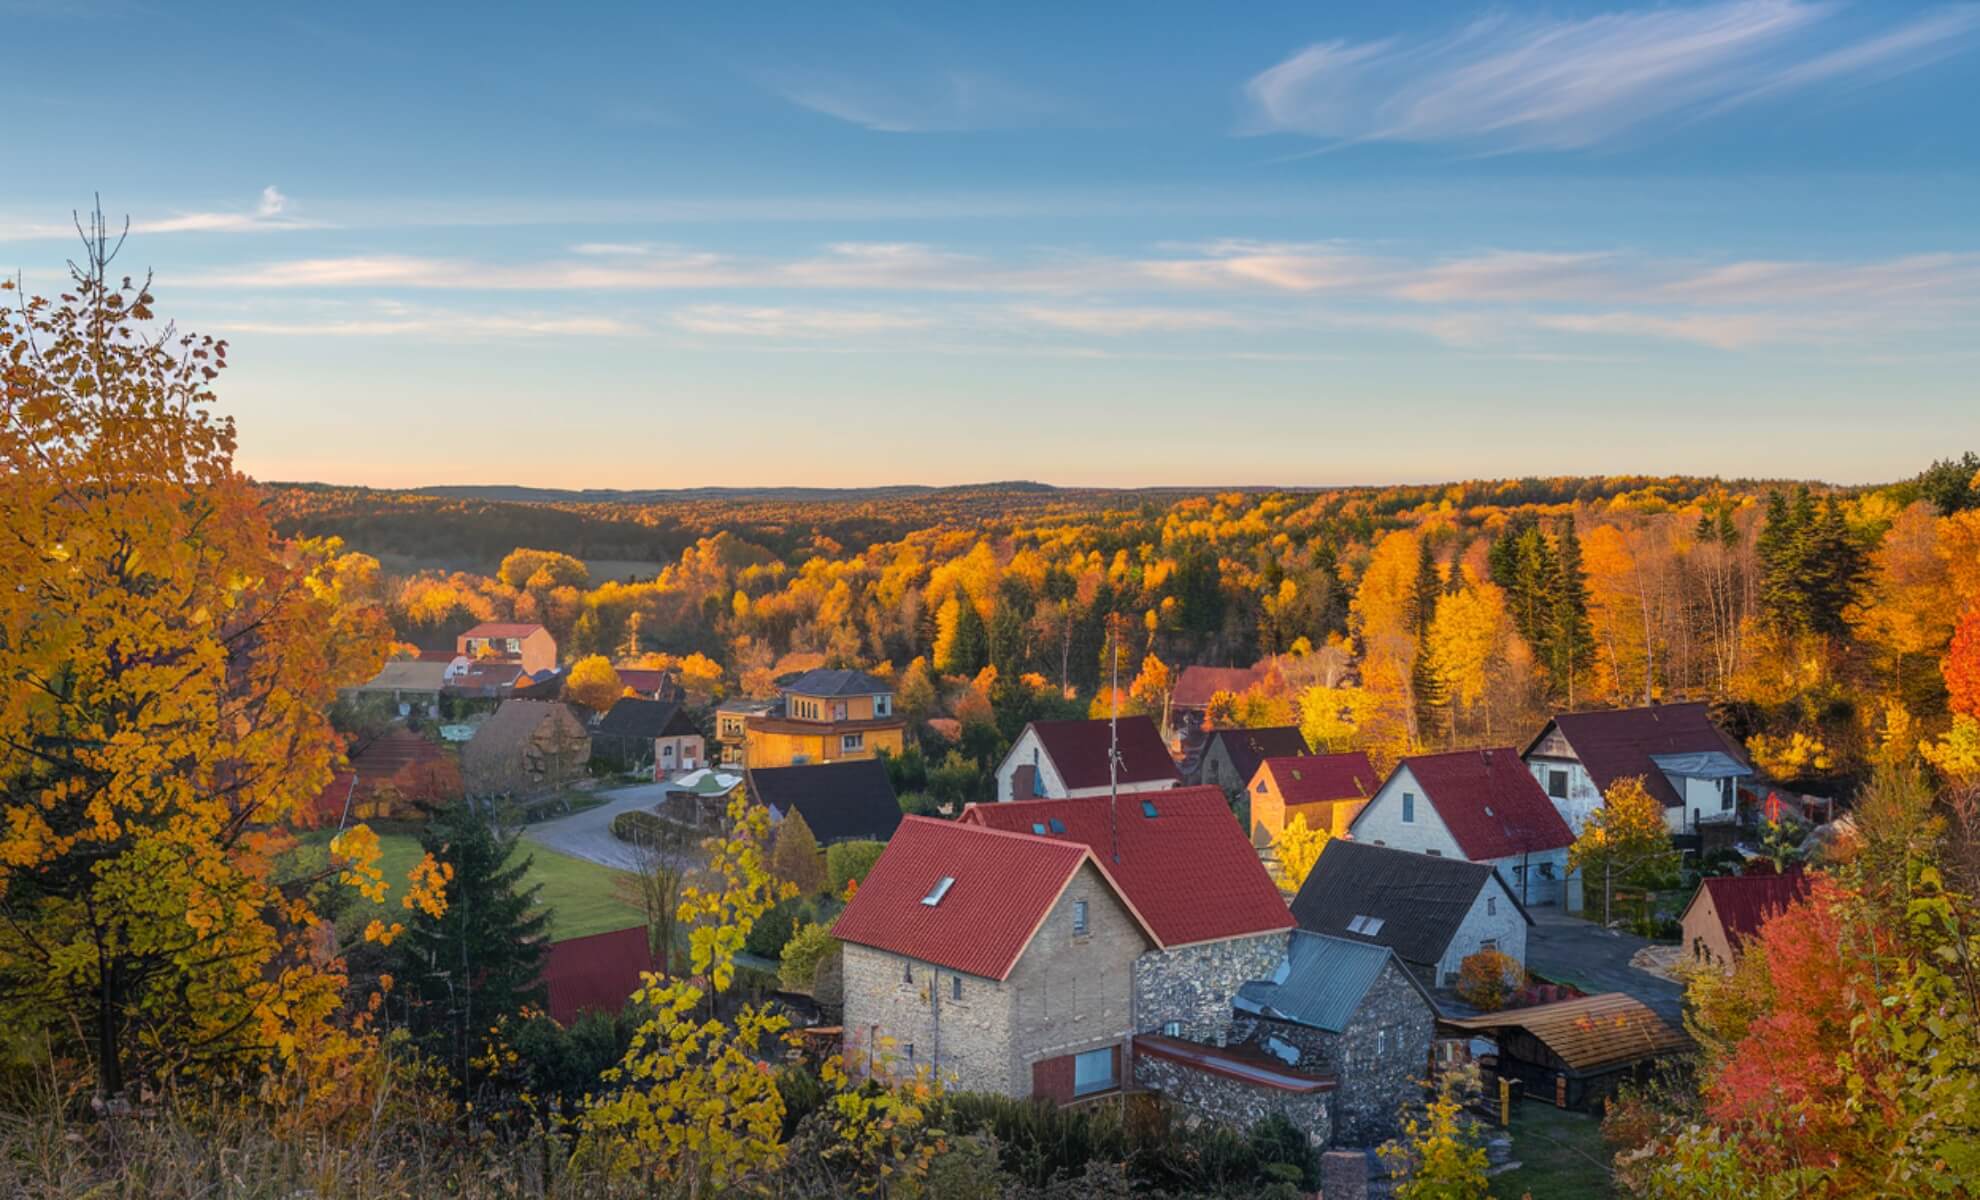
left=1491, top=1104, right=1616, bottom=1199
left=296, top=829, right=643, bottom=942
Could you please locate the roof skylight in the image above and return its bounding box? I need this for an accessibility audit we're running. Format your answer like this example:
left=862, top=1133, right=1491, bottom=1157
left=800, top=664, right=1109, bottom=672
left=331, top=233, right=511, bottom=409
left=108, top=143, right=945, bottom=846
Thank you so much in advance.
left=922, top=877, right=955, bottom=906
left=1346, top=914, right=1385, bottom=935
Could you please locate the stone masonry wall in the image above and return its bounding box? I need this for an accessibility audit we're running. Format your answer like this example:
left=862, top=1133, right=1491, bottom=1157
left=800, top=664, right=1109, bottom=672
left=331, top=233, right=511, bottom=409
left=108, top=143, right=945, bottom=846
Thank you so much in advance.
left=1135, top=931, right=1290, bottom=1045
left=1004, top=861, right=1151, bottom=1095
left=841, top=943, right=1020, bottom=1096
left=1133, top=1051, right=1332, bottom=1147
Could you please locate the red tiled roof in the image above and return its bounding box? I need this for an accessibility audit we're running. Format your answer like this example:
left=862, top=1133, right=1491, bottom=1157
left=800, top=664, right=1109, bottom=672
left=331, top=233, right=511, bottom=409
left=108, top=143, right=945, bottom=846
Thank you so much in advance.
left=416, top=647, right=463, bottom=663
left=311, top=770, right=357, bottom=826
left=1135, top=1033, right=1336, bottom=1093
left=1693, top=869, right=1813, bottom=947
left=461, top=621, right=547, bottom=639
left=1528, top=703, right=1750, bottom=810
left=614, top=668, right=669, bottom=696
left=831, top=817, right=1153, bottom=980
left=1172, top=664, right=1268, bottom=709
left=1257, top=752, right=1377, bottom=806
left=1400, top=747, right=1574, bottom=859
left=959, top=786, right=1293, bottom=947
left=540, top=925, right=657, bottom=1026
left=1027, top=717, right=1182, bottom=790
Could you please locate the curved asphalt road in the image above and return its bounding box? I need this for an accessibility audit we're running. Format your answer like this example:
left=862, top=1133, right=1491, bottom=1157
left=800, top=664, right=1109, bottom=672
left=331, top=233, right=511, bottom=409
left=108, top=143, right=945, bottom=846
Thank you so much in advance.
left=522, top=780, right=678, bottom=871
left=1524, top=908, right=1685, bottom=1027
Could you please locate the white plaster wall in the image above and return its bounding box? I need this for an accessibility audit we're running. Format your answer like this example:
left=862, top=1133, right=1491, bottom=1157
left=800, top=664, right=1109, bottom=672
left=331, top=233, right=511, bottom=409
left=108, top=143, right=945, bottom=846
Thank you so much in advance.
left=995, top=728, right=1068, bottom=801
left=1434, top=878, right=1529, bottom=983
left=1347, top=766, right=1465, bottom=858
left=1525, top=758, right=1603, bottom=833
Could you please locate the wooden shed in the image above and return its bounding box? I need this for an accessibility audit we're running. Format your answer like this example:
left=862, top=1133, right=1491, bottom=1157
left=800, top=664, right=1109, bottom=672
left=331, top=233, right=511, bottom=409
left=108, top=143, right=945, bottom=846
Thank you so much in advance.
left=1437, top=993, right=1687, bottom=1111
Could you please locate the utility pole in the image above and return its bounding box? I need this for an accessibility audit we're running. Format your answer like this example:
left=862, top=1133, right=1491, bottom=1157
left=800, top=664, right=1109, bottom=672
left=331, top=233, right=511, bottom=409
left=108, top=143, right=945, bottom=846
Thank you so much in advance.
left=1108, top=613, right=1121, bottom=866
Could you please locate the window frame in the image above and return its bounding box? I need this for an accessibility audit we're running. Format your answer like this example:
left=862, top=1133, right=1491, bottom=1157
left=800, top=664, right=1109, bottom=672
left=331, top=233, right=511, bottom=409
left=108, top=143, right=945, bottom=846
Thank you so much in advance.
left=1072, top=1047, right=1116, bottom=1097
left=1072, top=899, right=1089, bottom=936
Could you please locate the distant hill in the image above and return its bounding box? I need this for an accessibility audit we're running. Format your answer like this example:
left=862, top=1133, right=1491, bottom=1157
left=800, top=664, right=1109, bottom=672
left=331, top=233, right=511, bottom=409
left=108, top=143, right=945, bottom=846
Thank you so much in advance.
left=309, top=480, right=1071, bottom=505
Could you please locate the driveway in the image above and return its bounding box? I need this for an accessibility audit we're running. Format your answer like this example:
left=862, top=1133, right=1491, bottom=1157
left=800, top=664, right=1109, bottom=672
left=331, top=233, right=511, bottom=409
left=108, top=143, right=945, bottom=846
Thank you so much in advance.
left=1525, top=908, right=1685, bottom=1028
left=522, top=780, right=676, bottom=871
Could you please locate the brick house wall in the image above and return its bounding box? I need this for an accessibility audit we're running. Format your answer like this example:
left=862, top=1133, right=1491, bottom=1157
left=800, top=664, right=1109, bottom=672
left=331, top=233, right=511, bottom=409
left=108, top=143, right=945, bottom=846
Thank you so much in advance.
left=1231, top=958, right=1434, bottom=1146
left=1132, top=1051, right=1332, bottom=1146
left=1134, top=931, right=1289, bottom=1044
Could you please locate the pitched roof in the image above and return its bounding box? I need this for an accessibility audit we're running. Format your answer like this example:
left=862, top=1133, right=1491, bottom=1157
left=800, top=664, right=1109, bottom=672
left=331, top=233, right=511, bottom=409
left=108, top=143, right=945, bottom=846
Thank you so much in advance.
left=540, top=925, right=655, bottom=1026
left=958, top=786, right=1292, bottom=947
left=463, top=699, right=578, bottom=766
left=1289, top=839, right=1528, bottom=967
left=781, top=667, right=892, bottom=697
left=613, top=668, right=673, bottom=697
left=1026, top=717, right=1183, bottom=790
left=1439, top=993, right=1688, bottom=1072
left=461, top=621, right=548, bottom=640
left=1172, top=664, right=1269, bottom=709
left=1397, top=748, right=1574, bottom=859
left=356, top=660, right=450, bottom=692
left=1685, top=869, right=1813, bottom=948
left=594, top=697, right=697, bottom=740
left=1527, top=703, right=1750, bottom=810
left=748, top=759, right=902, bottom=845
left=831, top=817, right=1154, bottom=980
left=1135, top=1033, right=1337, bottom=1094
left=1206, top=726, right=1311, bottom=784
left=1236, top=930, right=1435, bottom=1033
left=447, top=661, right=524, bottom=691
left=1257, top=752, right=1378, bottom=806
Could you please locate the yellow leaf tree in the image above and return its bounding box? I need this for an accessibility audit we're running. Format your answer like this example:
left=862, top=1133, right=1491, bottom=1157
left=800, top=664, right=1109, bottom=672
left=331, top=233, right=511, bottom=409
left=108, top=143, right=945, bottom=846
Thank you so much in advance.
left=1273, top=814, right=1329, bottom=893
left=566, top=653, right=625, bottom=714
left=0, top=226, right=395, bottom=1106
left=1568, top=776, right=1677, bottom=925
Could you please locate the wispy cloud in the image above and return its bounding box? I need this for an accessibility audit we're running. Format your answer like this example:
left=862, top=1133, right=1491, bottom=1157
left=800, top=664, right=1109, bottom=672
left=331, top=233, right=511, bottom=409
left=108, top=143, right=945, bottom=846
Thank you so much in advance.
left=1244, top=1, right=1980, bottom=152
left=206, top=311, right=640, bottom=339
left=0, top=186, right=326, bottom=241
left=766, top=68, right=1061, bottom=132
left=1012, top=305, right=1243, bottom=334
left=671, top=305, right=933, bottom=337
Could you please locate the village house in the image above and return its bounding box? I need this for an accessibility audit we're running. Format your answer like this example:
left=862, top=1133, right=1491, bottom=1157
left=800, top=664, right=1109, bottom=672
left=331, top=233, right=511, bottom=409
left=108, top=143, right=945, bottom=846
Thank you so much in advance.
left=1679, top=869, right=1813, bottom=970
left=1169, top=663, right=1272, bottom=733
left=960, top=786, right=1295, bottom=1046
left=742, top=668, right=905, bottom=769
left=1291, top=840, right=1532, bottom=987
left=713, top=697, right=775, bottom=766
left=1348, top=747, right=1578, bottom=907
left=1194, top=725, right=1309, bottom=794
left=832, top=817, right=1158, bottom=1101
left=1522, top=702, right=1753, bottom=835
left=310, top=726, right=461, bottom=828
left=994, top=716, right=1182, bottom=802
left=456, top=621, right=558, bottom=676
left=1233, top=931, right=1438, bottom=1145
left=747, top=758, right=903, bottom=846
left=591, top=697, right=706, bottom=775
left=461, top=699, right=591, bottom=800
left=1246, top=752, right=1378, bottom=849
left=345, top=659, right=449, bottom=719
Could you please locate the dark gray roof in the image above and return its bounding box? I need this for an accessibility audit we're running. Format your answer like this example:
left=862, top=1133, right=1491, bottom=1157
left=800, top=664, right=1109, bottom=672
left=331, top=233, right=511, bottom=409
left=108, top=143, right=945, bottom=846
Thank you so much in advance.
left=594, top=698, right=697, bottom=740
left=747, top=759, right=901, bottom=845
left=781, top=668, right=892, bottom=698
left=1206, top=725, right=1310, bottom=783
left=1289, top=840, right=1530, bottom=967
left=1237, top=931, right=1437, bottom=1032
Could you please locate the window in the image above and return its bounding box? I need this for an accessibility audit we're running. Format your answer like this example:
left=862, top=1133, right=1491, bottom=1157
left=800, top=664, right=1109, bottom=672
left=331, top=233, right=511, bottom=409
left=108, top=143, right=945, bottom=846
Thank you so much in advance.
left=874, top=694, right=892, bottom=717
left=1376, top=1028, right=1388, bottom=1057
left=1426, top=849, right=1442, bottom=857
left=1488, top=896, right=1499, bottom=915
left=1547, top=769, right=1569, bottom=799
left=1402, top=793, right=1415, bottom=823
left=1049, top=818, right=1066, bottom=834
left=1162, top=1021, right=1181, bottom=1037
left=1255, top=780, right=1268, bottom=794
left=1072, top=899, right=1089, bottom=936
left=1480, top=938, right=1498, bottom=953
left=842, top=733, right=864, bottom=752
left=952, top=976, right=963, bottom=1001
left=1347, top=914, right=1386, bottom=935
left=833, top=702, right=848, bottom=721
left=1072, top=1047, right=1116, bottom=1096
left=1540, top=861, right=1557, bottom=879
left=922, top=877, right=954, bottom=907
left=1032, top=822, right=1047, bottom=835
left=903, top=963, right=913, bottom=984
left=905, top=1043, right=915, bottom=1063
left=1719, top=777, right=1735, bottom=810
left=1141, top=800, right=1159, bottom=818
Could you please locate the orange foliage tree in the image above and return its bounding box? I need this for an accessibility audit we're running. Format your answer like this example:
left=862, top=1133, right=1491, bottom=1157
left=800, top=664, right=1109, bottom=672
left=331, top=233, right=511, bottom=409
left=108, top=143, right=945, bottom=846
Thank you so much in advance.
left=1947, top=604, right=1980, bottom=720
left=0, top=226, right=405, bottom=1107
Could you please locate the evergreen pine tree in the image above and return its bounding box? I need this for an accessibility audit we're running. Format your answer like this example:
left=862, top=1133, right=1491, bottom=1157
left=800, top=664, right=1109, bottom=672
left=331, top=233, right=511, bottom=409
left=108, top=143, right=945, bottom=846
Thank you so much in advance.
left=1412, top=640, right=1451, bottom=748
left=1549, top=520, right=1596, bottom=706
left=387, top=800, right=549, bottom=1087
left=1755, top=489, right=1802, bottom=634
left=1808, top=494, right=1868, bottom=639
left=942, top=600, right=989, bottom=675
left=1506, top=525, right=1558, bottom=661
left=987, top=579, right=1030, bottom=678
left=1411, top=540, right=1443, bottom=642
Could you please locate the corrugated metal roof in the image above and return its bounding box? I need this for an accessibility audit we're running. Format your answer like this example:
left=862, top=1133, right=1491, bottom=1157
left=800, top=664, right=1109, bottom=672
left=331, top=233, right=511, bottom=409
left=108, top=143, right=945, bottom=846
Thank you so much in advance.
left=1235, top=930, right=1427, bottom=1033
left=1438, top=993, right=1688, bottom=1072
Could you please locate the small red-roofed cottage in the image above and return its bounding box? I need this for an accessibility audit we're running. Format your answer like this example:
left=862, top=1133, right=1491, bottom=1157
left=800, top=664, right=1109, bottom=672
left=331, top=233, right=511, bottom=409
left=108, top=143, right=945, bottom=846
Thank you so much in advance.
left=457, top=621, right=558, bottom=676
left=993, top=717, right=1182, bottom=803
left=832, top=816, right=1159, bottom=1101
left=960, top=786, right=1294, bottom=1046
left=1349, top=748, right=1578, bottom=907
left=1245, top=752, right=1378, bottom=848
left=541, top=925, right=659, bottom=1025
left=1679, top=868, right=1813, bottom=970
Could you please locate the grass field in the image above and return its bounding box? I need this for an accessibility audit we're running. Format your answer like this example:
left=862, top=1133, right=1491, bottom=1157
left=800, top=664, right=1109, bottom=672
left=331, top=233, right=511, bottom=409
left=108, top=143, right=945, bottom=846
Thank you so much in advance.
left=298, top=829, right=643, bottom=942
left=1491, top=1104, right=1616, bottom=1199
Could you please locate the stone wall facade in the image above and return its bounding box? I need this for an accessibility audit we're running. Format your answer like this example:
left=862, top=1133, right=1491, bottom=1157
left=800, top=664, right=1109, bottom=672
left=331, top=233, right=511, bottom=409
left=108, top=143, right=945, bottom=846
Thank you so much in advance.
left=1134, top=931, right=1289, bottom=1045
left=1230, top=958, right=1435, bottom=1146
left=1132, top=1050, right=1332, bottom=1148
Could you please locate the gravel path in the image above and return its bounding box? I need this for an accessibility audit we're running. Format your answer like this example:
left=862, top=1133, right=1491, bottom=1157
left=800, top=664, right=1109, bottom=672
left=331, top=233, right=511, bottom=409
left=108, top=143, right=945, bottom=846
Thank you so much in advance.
left=521, top=781, right=677, bottom=871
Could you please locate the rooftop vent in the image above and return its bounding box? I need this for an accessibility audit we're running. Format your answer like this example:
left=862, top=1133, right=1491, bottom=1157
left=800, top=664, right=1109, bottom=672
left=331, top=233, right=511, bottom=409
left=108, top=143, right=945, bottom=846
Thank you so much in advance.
left=922, top=877, right=955, bottom=907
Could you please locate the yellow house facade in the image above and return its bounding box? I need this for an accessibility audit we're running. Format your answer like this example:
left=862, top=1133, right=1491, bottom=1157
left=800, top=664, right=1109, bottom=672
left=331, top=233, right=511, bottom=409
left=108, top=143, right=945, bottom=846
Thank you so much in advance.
left=743, top=667, right=907, bottom=768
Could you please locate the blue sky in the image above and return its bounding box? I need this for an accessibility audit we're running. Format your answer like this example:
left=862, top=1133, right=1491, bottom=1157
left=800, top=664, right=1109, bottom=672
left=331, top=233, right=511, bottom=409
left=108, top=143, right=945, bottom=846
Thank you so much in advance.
left=5, top=0, right=1978, bottom=488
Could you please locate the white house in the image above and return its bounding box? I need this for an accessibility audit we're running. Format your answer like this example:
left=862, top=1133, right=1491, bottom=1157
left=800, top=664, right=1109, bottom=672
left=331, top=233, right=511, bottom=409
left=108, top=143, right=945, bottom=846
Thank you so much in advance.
left=1522, top=703, right=1753, bottom=835
left=1289, top=839, right=1532, bottom=987
left=994, top=717, right=1182, bottom=803
left=1349, top=748, right=1578, bottom=908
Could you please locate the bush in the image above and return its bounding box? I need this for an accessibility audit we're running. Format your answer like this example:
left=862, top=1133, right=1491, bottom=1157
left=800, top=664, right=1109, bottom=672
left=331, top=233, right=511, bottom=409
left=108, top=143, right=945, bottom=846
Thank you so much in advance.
left=826, top=840, right=886, bottom=894
left=744, top=898, right=802, bottom=960
left=779, top=922, right=839, bottom=993
left=1455, top=948, right=1527, bottom=1012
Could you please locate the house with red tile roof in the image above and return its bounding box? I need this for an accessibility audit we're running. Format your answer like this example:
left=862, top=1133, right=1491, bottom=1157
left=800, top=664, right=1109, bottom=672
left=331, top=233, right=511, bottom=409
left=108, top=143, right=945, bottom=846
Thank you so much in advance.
left=1348, top=748, right=1577, bottom=908
left=832, top=816, right=1158, bottom=1101
left=1522, top=702, right=1752, bottom=835
left=1171, top=663, right=1273, bottom=721
left=993, top=716, right=1181, bottom=803
left=457, top=621, right=558, bottom=675
left=961, top=786, right=1293, bottom=1046
left=1679, top=868, right=1813, bottom=970
left=1244, top=752, right=1378, bottom=849
left=308, top=726, right=460, bottom=827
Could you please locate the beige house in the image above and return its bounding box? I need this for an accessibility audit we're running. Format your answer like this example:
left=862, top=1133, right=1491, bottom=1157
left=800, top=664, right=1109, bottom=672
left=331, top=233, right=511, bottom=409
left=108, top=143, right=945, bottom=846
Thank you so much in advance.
left=457, top=622, right=558, bottom=676
left=1679, top=870, right=1812, bottom=971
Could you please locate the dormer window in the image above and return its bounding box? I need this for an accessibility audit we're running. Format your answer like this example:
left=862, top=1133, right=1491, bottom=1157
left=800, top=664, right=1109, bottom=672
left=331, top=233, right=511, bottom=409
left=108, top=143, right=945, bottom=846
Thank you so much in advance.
left=921, top=877, right=954, bottom=907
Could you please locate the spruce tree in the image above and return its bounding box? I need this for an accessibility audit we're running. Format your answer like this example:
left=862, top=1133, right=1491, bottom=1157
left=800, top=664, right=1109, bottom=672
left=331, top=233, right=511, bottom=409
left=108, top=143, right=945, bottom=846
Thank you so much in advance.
left=1549, top=520, right=1596, bottom=706
left=387, top=800, right=549, bottom=1086
left=1411, top=539, right=1443, bottom=642
left=942, top=600, right=989, bottom=676
left=1808, top=495, right=1868, bottom=638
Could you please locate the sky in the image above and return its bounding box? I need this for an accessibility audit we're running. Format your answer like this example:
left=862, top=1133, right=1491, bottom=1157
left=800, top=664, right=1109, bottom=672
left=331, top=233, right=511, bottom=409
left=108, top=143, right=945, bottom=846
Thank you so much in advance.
left=4, top=0, right=1979, bottom=490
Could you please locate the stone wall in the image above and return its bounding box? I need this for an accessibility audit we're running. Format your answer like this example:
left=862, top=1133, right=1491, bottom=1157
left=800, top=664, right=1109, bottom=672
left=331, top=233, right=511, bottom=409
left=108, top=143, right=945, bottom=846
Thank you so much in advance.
left=1230, top=958, right=1435, bottom=1147
left=1134, top=931, right=1289, bottom=1045
left=841, top=943, right=1019, bottom=1096
left=1005, top=861, right=1151, bottom=1094
left=1133, top=1049, right=1332, bottom=1147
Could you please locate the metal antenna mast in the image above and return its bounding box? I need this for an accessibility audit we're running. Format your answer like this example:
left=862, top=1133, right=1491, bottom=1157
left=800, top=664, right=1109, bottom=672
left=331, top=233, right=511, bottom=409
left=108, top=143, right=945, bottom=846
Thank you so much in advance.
left=1108, top=613, right=1121, bottom=865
